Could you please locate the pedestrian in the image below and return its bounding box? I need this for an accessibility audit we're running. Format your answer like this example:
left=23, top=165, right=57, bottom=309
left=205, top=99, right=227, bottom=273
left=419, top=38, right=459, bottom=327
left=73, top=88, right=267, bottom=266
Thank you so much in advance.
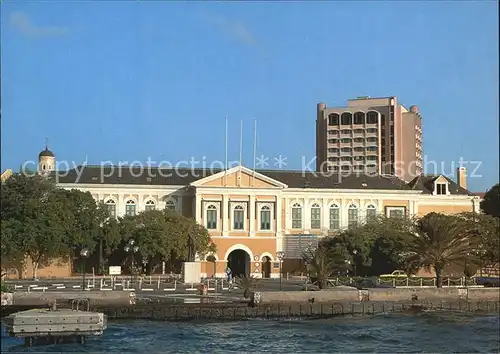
left=225, top=266, right=233, bottom=291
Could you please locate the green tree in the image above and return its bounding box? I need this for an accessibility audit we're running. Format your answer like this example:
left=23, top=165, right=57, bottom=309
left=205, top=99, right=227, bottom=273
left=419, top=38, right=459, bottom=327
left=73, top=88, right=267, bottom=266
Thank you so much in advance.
left=361, top=215, right=415, bottom=275
left=458, top=212, right=500, bottom=269
left=405, top=212, right=474, bottom=288
left=480, top=184, right=500, bottom=218
left=1, top=173, right=69, bottom=278
left=302, top=245, right=338, bottom=289
left=116, top=209, right=214, bottom=274
left=1, top=172, right=111, bottom=278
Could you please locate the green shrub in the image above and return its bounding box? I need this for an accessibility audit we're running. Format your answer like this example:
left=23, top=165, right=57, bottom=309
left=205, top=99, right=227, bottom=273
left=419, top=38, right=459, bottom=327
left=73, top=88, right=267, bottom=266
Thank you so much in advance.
left=0, top=282, right=14, bottom=292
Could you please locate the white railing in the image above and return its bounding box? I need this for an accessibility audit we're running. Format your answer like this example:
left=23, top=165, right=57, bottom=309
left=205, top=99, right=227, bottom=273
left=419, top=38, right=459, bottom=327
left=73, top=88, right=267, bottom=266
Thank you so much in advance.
left=377, top=276, right=478, bottom=288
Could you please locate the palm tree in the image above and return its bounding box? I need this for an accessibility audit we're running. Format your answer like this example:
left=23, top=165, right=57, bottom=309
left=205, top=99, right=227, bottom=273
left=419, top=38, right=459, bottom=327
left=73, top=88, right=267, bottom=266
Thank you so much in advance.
left=302, top=246, right=339, bottom=289
left=405, top=212, right=476, bottom=288
left=235, top=275, right=260, bottom=298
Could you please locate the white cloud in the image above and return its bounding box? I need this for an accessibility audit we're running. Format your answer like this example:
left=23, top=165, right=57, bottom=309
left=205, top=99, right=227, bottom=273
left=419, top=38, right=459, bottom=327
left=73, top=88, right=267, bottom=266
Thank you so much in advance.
left=9, top=11, right=69, bottom=38
left=201, top=12, right=256, bottom=45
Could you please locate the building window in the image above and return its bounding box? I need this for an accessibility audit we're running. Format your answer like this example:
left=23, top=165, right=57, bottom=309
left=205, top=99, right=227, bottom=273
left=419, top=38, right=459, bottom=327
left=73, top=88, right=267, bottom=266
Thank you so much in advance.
left=353, top=112, right=365, bottom=125
left=260, top=205, right=271, bottom=230
left=125, top=200, right=136, bottom=216
left=328, top=113, right=339, bottom=125
left=328, top=148, right=339, bottom=153
left=366, top=204, right=377, bottom=221
left=165, top=200, right=176, bottom=211
left=347, top=204, right=358, bottom=229
left=341, top=112, right=353, bottom=125
left=105, top=199, right=116, bottom=218
left=206, top=204, right=218, bottom=229
left=329, top=204, right=340, bottom=230
left=328, top=138, right=339, bottom=144
left=291, top=203, right=302, bottom=229
left=145, top=200, right=156, bottom=211
left=233, top=205, right=245, bottom=230
left=436, top=183, right=447, bottom=195
left=310, top=203, right=321, bottom=229
left=386, top=206, right=405, bottom=218
left=341, top=147, right=352, bottom=153
left=366, top=111, right=378, bottom=124
left=341, top=138, right=352, bottom=143
left=366, top=128, right=377, bottom=134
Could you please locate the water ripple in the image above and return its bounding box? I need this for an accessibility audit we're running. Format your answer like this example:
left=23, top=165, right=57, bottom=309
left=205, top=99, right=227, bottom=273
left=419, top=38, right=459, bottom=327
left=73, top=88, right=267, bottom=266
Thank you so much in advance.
left=2, top=312, right=499, bottom=353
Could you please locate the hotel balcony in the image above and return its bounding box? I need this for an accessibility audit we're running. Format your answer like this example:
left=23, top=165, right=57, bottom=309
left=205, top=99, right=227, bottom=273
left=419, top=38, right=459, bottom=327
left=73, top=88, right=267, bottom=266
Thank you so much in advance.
left=353, top=129, right=365, bottom=137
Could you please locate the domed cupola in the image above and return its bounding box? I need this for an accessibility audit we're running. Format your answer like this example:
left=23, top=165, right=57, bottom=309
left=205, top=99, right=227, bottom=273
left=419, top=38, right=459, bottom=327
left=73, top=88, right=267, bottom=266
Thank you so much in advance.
left=39, top=147, right=55, bottom=158
left=38, top=140, right=55, bottom=172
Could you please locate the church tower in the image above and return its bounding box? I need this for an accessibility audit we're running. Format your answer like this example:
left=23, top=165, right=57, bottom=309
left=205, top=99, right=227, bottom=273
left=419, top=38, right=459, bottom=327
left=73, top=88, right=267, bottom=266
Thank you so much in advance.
left=38, top=140, right=55, bottom=172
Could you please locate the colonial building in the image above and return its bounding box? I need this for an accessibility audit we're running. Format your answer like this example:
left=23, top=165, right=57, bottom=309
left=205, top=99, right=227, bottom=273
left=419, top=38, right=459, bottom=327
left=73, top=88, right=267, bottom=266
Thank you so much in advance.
left=2, top=147, right=479, bottom=279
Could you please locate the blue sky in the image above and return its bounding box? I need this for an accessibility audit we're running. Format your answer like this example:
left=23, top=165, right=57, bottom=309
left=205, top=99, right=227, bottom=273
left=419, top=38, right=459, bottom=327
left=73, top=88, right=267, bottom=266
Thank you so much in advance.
left=1, top=1, right=498, bottom=191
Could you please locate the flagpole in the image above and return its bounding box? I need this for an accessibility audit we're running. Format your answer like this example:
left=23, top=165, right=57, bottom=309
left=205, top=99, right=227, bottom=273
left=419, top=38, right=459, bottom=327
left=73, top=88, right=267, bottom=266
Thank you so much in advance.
left=239, top=120, right=243, bottom=167
left=224, top=117, right=228, bottom=186
left=253, top=120, right=257, bottom=173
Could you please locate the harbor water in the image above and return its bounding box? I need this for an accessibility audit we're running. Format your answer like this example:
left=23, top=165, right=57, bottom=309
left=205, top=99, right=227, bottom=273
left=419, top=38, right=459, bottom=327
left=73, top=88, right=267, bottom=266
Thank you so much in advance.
left=2, top=311, right=499, bottom=352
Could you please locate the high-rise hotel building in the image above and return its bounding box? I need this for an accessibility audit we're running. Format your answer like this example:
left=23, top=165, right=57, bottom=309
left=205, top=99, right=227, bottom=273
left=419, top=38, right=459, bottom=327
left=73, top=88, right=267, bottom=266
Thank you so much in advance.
left=316, top=96, right=423, bottom=182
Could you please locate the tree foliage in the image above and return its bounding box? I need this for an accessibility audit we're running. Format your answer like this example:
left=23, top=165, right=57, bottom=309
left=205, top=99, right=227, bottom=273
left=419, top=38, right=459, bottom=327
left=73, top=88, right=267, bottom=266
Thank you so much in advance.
left=302, top=245, right=339, bottom=289
left=317, top=211, right=492, bottom=287
left=405, top=212, right=474, bottom=287
left=480, top=184, right=500, bottom=218
left=1, top=172, right=214, bottom=278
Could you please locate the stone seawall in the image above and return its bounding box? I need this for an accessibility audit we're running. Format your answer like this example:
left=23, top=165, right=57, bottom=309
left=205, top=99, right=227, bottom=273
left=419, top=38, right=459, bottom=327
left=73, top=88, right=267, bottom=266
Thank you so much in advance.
left=255, top=288, right=500, bottom=304
left=6, top=291, right=134, bottom=306
left=2, top=301, right=498, bottom=320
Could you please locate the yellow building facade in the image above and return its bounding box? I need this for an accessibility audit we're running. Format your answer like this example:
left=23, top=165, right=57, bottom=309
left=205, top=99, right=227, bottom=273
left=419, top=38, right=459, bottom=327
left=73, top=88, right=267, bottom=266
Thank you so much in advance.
left=51, top=164, right=478, bottom=279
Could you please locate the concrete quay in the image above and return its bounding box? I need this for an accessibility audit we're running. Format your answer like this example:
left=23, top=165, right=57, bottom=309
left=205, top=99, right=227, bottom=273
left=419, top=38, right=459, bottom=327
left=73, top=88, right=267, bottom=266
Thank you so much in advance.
left=3, top=300, right=493, bottom=321
left=3, top=300, right=107, bottom=347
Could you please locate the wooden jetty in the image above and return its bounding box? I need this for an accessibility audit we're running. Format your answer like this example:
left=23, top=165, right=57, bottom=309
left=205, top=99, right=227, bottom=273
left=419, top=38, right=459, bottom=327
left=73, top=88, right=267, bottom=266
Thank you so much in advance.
left=3, top=299, right=107, bottom=347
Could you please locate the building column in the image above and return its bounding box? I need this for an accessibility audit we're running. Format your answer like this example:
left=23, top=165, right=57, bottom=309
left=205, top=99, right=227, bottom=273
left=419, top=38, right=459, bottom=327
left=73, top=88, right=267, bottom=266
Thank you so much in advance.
left=195, top=195, right=202, bottom=224
left=413, top=201, right=419, bottom=217
left=322, top=197, right=329, bottom=230
left=285, top=198, right=291, bottom=231
left=249, top=195, right=255, bottom=237
left=303, top=197, right=310, bottom=231
left=408, top=201, right=415, bottom=217
left=222, top=194, right=229, bottom=236
left=276, top=196, right=283, bottom=253
left=118, top=194, right=125, bottom=217
left=341, top=198, right=348, bottom=229
left=377, top=200, right=384, bottom=217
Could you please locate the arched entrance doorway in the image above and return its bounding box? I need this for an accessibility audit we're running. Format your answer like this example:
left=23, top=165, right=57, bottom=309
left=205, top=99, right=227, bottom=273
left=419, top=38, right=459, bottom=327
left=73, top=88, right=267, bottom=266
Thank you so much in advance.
left=262, top=256, right=272, bottom=278
left=206, top=255, right=216, bottom=278
left=227, top=249, right=250, bottom=278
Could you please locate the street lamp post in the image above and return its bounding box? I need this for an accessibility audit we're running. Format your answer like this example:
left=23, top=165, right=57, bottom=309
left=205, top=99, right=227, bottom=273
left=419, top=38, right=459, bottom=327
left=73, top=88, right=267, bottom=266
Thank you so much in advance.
left=352, top=250, right=358, bottom=277
left=464, top=251, right=471, bottom=288
left=277, top=251, right=285, bottom=291
left=142, top=259, right=148, bottom=275
left=124, top=240, right=139, bottom=287
left=345, top=259, right=351, bottom=278
left=80, top=248, right=89, bottom=290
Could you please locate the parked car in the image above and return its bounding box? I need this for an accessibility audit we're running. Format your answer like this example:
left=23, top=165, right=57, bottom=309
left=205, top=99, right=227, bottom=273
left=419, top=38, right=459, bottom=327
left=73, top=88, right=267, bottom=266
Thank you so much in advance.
left=379, top=270, right=415, bottom=278
left=474, top=276, right=500, bottom=287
